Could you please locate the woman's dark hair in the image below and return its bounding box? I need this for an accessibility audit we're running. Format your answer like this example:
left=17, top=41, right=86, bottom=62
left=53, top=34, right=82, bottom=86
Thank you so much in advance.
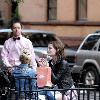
left=49, top=40, right=65, bottom=60
left=9, top=19, right=23, bottom=29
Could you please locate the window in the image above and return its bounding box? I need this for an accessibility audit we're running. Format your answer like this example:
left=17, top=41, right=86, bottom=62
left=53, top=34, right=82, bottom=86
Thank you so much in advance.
left=0, top=32, right=9, bottom=45
left=81, top=35, right=100, bottom=50
left=76, top=0, right=87, bottom=20
left=47, top=0, right=57, bottom=20
left=29, top=33, right=57, bottom=47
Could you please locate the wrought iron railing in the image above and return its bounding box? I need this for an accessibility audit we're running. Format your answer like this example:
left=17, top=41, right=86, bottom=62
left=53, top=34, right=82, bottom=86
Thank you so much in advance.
left=0, top=77, right=100, bottom=100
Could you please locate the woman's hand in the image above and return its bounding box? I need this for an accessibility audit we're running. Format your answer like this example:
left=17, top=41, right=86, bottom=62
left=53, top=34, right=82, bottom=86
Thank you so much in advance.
left=45, top=81, right=53, bottom=87
left=37, top=58, right=47, bottom=67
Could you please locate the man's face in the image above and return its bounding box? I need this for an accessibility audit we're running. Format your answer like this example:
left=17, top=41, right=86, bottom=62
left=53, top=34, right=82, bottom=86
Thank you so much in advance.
left=11, top=22, right=22, bottom=37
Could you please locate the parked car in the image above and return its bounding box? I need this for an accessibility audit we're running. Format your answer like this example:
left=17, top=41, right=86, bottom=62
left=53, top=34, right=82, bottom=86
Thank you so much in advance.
left=72, top=30, right=100, bottom=86
left=0, top=29, right=76, bottom=67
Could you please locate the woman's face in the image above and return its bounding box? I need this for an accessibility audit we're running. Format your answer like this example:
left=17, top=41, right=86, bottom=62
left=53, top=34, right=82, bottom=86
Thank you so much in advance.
left=11, top=22, right=22, bottom=37
left=47, top=43, right=56, bottom=57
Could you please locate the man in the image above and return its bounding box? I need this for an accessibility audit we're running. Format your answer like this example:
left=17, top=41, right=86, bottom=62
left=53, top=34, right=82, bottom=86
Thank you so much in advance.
left=1, top=20, right=37, bottom=72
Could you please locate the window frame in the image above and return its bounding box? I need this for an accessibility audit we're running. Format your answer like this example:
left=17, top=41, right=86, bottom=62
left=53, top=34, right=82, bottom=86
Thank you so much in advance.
left=81, top=35, right=100, bottom=50
left=47, top=0, right=57, bottom=21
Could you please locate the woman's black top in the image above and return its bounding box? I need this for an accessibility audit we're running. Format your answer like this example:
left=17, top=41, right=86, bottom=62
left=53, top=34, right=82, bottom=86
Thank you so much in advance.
left=49, top=59, right=74, bottom=89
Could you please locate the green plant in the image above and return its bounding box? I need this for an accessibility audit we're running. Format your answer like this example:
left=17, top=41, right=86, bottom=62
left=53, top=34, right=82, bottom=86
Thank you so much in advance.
left=5, top=0, right=24, bottom=20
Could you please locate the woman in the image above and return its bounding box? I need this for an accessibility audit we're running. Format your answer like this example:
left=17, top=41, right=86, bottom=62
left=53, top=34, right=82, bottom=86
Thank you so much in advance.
left=38, top=40, right=77, bottom=100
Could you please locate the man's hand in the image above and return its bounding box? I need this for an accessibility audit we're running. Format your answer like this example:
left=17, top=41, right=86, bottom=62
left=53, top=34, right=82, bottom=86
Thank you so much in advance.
left=7, top=66, right=13, bottom=73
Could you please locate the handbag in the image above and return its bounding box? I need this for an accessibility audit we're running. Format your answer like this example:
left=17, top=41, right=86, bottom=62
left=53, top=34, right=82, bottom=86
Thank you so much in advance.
left=0, top=68, right=10, bottom=87
left=36, top=66, right=52, bottom=88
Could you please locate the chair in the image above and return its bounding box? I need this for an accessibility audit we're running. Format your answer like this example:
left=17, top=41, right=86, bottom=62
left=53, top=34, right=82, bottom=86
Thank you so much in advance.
left=14, top=76, right=37, bottom=100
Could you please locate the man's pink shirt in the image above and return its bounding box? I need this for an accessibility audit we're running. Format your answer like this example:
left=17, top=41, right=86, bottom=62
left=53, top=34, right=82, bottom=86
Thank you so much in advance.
left=1, top=35, right=37, bottom=71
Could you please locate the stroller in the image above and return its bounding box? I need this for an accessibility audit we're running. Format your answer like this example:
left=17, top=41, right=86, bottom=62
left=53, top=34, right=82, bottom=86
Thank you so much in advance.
left=0, top=68, right=11, bottom=100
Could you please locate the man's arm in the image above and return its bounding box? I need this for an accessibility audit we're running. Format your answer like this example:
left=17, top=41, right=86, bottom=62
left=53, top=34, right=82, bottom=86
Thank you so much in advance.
left=1, top=41, right=12, bottom=67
